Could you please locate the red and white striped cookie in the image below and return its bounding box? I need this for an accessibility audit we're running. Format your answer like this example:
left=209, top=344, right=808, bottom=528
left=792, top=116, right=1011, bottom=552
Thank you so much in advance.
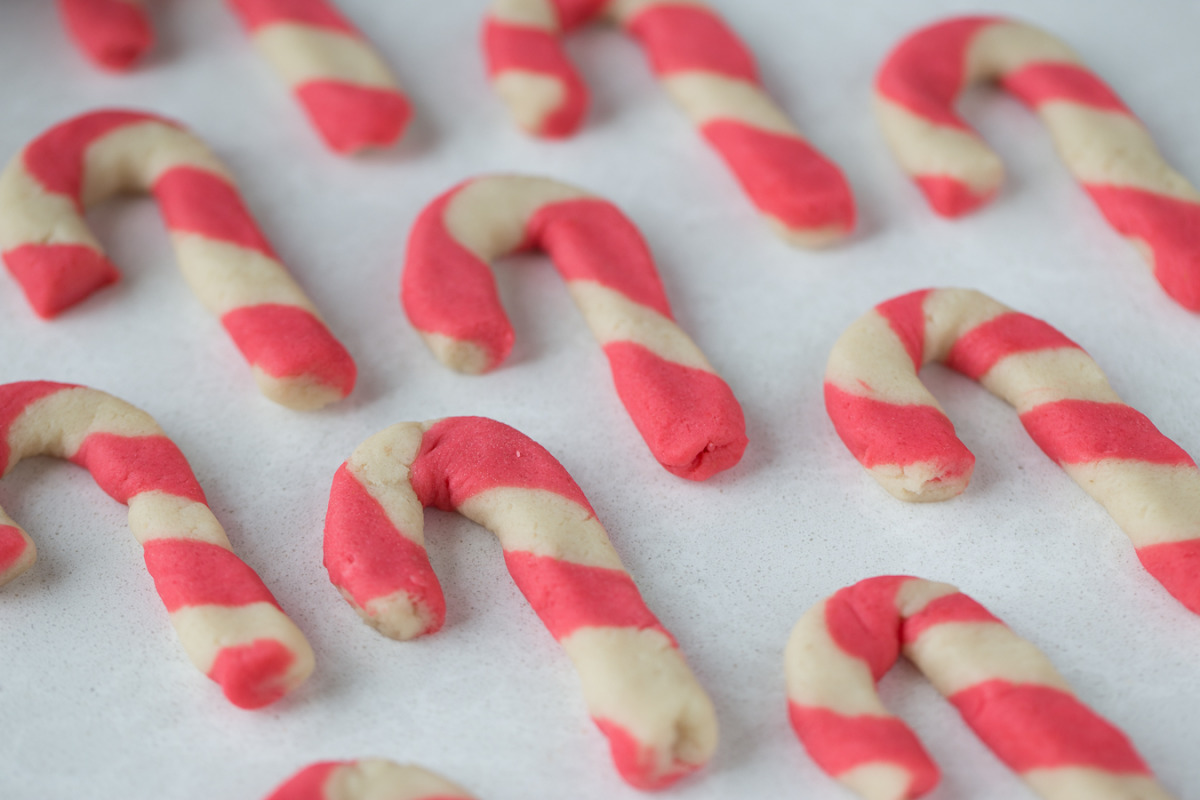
left=265, top=760, right=476, bottom=800
left=876, top=16, right=1200, bottom=310
left=58, top=0, right=154, bottom=71
left=226, top=0, right=411, bottom=154
left=0, top=109, right=357, bottom=411
left=824, top=288, right=1200, bottom=615
left=786, top=576, right=1174, bottom=800
left=402, top=175, right=747, bottom=481
left=483, top=0, right=855, bottom=247
left=0, top=381, right=314, bottom=709
left=324, top=417, right=718, bottom=790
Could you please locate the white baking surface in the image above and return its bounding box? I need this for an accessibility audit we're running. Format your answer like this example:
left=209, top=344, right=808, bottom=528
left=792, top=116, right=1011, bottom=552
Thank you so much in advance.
left=1, top=1, right=1198, bottom=797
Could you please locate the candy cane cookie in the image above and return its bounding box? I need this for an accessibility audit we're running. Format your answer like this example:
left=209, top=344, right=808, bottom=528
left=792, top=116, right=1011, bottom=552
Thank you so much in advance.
left=265, top=760, right=477, bottom=800
left=0, top=381, right=314, bottom=708
left=402, top=175, right=747, bottom=481
left=825, top=288, right=1200, bottom=615
left=876, top=16, right=1200, bottom=309
left=58, top=0, right=154, bottom=71
left=0, top=109, right=356, bottom=411
left=786, top=576, right=1174, bottom=800
left=483, top=0, right=855, bottom=247
left=226, top=0, right=411, bottom=154
left=324, top=417, right=718, bottom=789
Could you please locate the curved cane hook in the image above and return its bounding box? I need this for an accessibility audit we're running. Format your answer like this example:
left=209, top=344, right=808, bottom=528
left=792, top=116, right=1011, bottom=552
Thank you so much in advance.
left=265, top=760, right=476, bottom=800
left=824, top=288, right=1200, bottom=614
left=323, top=416, right=718, bottom=790
left=0, top=381, right=314, bottom=708
left=401, top=175, right=747, bottom=481
left=225, top=0, right=412, bottom=154
left=58, top=0, right=154, bottom=71
left=0, top=109, right=356, bottom=410
left=786, top=576, right=1174, bottom=800
left=876, top=16, right=1200, bottom=309
left=483, top=0, right=855, bottom=247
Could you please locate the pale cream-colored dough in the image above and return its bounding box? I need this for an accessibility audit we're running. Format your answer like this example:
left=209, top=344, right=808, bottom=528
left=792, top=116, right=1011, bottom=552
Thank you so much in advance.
left=661, top=74, right=798, bottom=137
left=1062, top=460, right=1200, bottom=548
left=0, top=167, right=96, bottom=251
left=5, top=386, right=161, bottom=470
left=171, top=234, right=318, bottom=317
left=567, top=281, right=714, bottom=372
left=250, top=368, right=349, bottom=413
left=785, top=597, right=893, bottom=717
left=170, top=601, right=314, bottom=682
left=324, top=761, right=475, bottom=800
left=444, top=175, right=592, bottom=261
left=920, top=288, right=1010, bottom=361
left=906, top=622, right=1073, bottom=698
left=81, top=121, right=233, bottom=202
left=874, top=98, right=1004, bottom=195
left=981, top=348, right=1122, bottom=413
left=489, top=0, right=558, bottom=30
left=838, top=763, right=922, bottom=800
left=825, top=309, right=942, bottom=406
left=493, top=72, right=568, bottom=134
left=606, top=0, right=709, bottom=23
left=562, top=626, right=718, bottom=772
left=252, top=25, right=399, bottom=90
left=417, top=333, right=493, bottom=375
left=127, top=492, right=232, bottom=547
left=1024, top=768, right=1176, bottom=800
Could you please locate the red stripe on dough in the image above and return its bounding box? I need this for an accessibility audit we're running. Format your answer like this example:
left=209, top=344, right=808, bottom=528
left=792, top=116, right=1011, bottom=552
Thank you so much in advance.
left=914, top=174, right=996, bottom=218
left=483, top=21, right=587, bottom=138
left=143, top=539, right=278, bottom=611
left=322, top=464, right=446, bottom=632
left=3, top=244, right=121, bottom=318
left=603, top=342, right=747, bottom=481
left=504, top=550, right=671, bottom=642
left=902, top=592, right=1001, bottom=644
left=1085, top=185, right=1200, bottom=312
left=951, top=681, right=1150, bottom=773
left=945, top=312, right=1082, bottom=381
left=59, top=0, right=154, bottom=71
left=875, top=16, right=1000, bottom=128
left=294, top=81, right=411, bottom=154
left=624, top=5, right=759, bottom=83
left=700, top=122, right=856, bottom=235
left=401, top=189, right=514, bottom=370
left=409, top=417, right=594, bottom=512
left=23, top=110, right=170, bottom=198
left=0, top=381, right=75, bottom=468
left=263, top=761, right=342, bottom=800
left=592, top=717, right=698, bottom=791
left=207, top=638, right=296, bottom=709
left=220, top=304, right=357, bottom=396
left=0, top=525, right=31, bottom=575
left=1020, top=400, right=1195, bottom=466
left=226, top=0, right=356, bottom=34
left=70, top=434, right=207, bottom=505
left=1136, top=539, right=1200, bottom=616
left=824, top=384, right=975, bottom=482
left=874, top=289, right=931, bottom=370
left=823, top=576, right=908, bottom=679
left=153, top=167, right=277, bottom=258
left=548, top=0, right=607, bottom=31
left=1002, top=63, right=1130, bottom=113
left=528, top=199, right=673, bottom=317
left=788, top=704, right=940, bottom=794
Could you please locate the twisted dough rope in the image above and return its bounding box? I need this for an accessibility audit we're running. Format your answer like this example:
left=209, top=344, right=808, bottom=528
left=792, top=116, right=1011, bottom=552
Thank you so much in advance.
left=58, top=0, right=153, bottom=71
left=324, top=417, right=718, bottom=790
left=0, top=381, right=314, bottom=709
left=226, top=0, right=412, bottom=154
left=265, top=760, right=476, bottom=800
left=824, top=288, right=1200, bottom=615
left=402, top=175, right=747, bottom=481
left=786, top=576, right=1174, bottom=800
left=876, top=16, right=1200, bottom=310
left=0, top=109, right=357, bottom=411
left=484, top=0, right=855, bottom=247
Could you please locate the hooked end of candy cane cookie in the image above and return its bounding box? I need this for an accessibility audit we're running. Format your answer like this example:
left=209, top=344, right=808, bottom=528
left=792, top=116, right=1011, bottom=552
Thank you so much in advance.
left=0, top=523, right=37, bottom=586
left=59, top=0, right=155, bottom=71
left=3, top=244, right=122, bottom=318
left=1136, top=539, right=1200, bottom=616
left=914, top=175, right=998, bottom=218
left=207, top=636, right=315, bottom=710
left=295, top=82, right=413, bottom=155
left=338, top=586, right=446, bottom=641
